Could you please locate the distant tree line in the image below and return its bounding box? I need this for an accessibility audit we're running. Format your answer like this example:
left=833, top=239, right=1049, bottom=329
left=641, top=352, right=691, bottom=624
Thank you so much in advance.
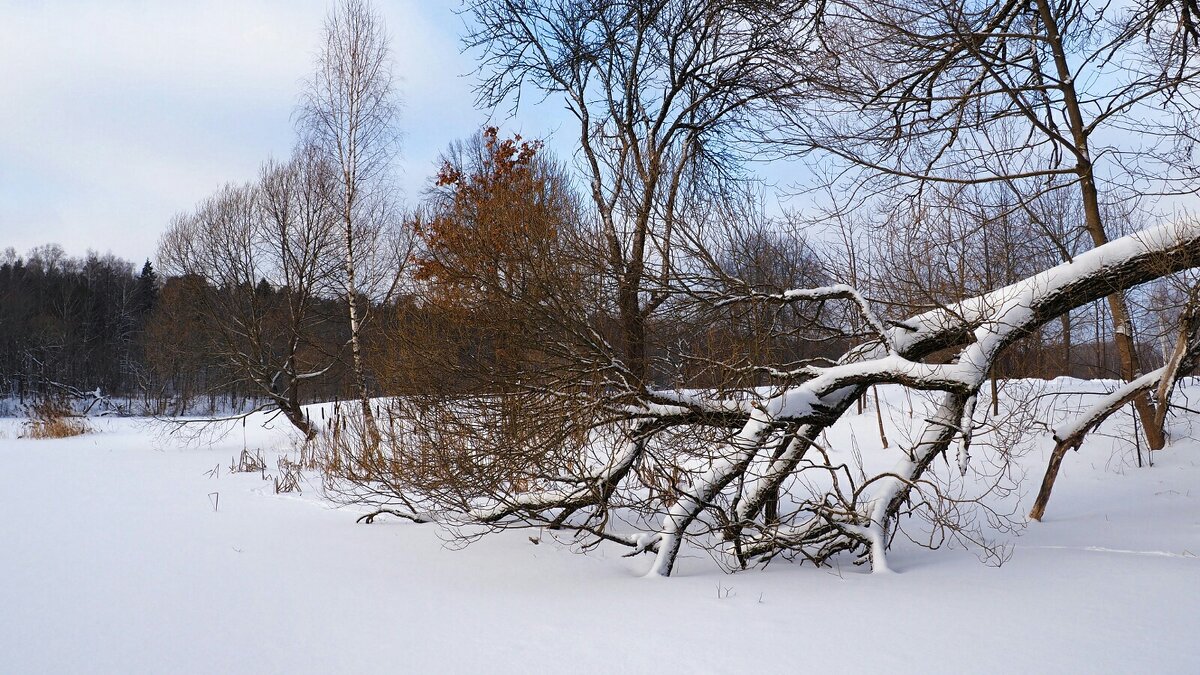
left=0, top=173, right=1181, bottom=419
left=0, top=245, right=155, bottom=405
left=0, top=243, right=378, bottom=414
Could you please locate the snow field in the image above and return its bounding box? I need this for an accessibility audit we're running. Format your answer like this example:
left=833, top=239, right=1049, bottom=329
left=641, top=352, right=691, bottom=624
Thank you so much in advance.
left=0, top=381, right=1197, bottom=674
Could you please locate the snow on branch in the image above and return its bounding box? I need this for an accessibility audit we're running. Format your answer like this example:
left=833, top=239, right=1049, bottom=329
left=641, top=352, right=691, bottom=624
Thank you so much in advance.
left=714, top=283, right=897, bottom=352
left=1051, top=369, right=1168, bottom=450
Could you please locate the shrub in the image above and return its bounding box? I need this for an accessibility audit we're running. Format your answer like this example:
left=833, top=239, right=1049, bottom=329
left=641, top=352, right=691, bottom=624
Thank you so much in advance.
left=23, top=398, right=91, bottom=439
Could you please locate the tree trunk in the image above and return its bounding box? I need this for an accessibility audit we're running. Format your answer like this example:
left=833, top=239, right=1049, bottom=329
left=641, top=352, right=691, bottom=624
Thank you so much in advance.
left=1034, top=0, right=1162, bottom=450
left=619, top=283, right=648, bottom=388
left=343, top=214, right=380, bottom=451
left=278, top=396, right=317, bottom=441
left=874, top=385, right=889, bottom=449
left=1029, top=442, right=1069, bottom=521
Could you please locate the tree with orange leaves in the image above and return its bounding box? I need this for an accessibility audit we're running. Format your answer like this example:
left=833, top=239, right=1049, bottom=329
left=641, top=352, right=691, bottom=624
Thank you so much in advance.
left=412, top=127, right=575, bottom=312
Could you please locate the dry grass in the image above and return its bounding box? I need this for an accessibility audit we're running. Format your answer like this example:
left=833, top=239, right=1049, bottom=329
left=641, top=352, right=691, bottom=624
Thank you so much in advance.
left=24, top=398, right=91, bottom=439
left=274, top=457, right=303, bottom=494
left=308, top=405, right=382, bottom=479
left=230, top=448, right=267, bottom=474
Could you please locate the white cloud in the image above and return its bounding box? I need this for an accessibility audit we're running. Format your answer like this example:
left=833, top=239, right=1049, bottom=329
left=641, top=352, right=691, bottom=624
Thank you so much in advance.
left=0, top=0, right=503, bottom=262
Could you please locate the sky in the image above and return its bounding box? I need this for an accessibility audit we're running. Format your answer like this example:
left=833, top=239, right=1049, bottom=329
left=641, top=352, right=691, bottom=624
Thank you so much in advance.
left=0, top=0, right=572, bottom=264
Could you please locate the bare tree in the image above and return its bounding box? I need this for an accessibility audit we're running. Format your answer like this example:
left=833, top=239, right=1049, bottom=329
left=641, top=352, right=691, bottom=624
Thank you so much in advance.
left=300, top=0, right=401, bottom=446
left=468, top=0, right=818, bottom=391
left=157, top=150, right=341, bottom=438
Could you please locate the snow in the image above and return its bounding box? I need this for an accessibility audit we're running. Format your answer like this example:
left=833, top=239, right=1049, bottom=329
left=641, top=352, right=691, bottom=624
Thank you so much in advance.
left=2, top=383, right=1199, bottom=674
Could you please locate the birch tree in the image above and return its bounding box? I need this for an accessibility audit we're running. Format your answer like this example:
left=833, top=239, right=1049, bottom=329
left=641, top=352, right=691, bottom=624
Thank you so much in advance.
left=299, top=0, right=401, bottom=446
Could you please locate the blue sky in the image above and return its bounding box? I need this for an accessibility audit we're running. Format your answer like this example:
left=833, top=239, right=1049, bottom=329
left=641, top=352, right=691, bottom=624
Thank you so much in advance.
left=0, top=0, right=574, bottom=264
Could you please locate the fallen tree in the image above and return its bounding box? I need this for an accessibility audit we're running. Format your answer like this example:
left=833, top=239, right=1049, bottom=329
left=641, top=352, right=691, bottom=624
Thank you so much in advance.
left=334, top=219, right=1200, bottom=575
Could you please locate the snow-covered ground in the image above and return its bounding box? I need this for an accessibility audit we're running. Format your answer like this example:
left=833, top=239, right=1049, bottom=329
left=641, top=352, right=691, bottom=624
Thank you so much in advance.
left=1, top=382, right=1198, bottom=674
